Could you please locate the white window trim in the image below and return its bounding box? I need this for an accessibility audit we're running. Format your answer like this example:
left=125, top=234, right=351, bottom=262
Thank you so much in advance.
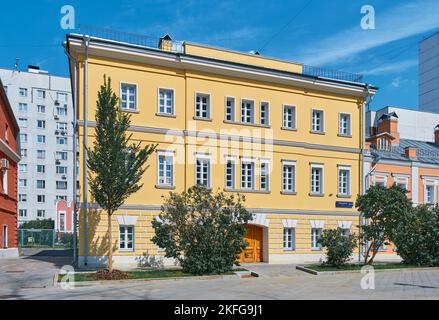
left=240, top=157, right=256, bottom=190
left=310, top=163, right=324, bottom=195
left=1, top=169, right=8, bottom=195
left=372, top=173, right=388, bottom=187
left=58, top=211, right=66, bottom=232
left=225, top=96, right=236, bottom=122
left=283, top=227, right=296, bottom=251
left=259, top=159, right=270, bottom=191
left=311, top=109, right=325, bottom=133
left=224, top=155, right=237, bottom=189
left=119, top=225, right=135, bottom=252
left=260, top=101, right=270, bottom=126
left=282, top=160, right=297, bottom=193
left=195, top=153, right=212, bottom=188
left=157, top=87, right=175, bottom=115
left=338, top=112, right=352, bottom=136
left=157, top=151, right=175, bottom=187
left=240, top=98, right=255, bottom=124
left=194, top=92, right=211, bottom=119
left=120, top=82, right=138, bottom=111
left=337, top=165, right=351, bottom=196
left=2, top=224, right=8, bottom=249
left=282, top=105, right=297, bottom=130
left=422, top=178, right=439, bottom=204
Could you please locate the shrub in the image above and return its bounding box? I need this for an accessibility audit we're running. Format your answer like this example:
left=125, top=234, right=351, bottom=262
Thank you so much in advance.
left=19, top=219, right=54, bottom=230
left=318, top=228, right=357, bottom=267
left=152, top=186, right=253, bottom=275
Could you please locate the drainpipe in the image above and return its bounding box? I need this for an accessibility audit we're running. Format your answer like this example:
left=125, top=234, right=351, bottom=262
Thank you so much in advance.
left=63, top=43, right=79, bottom=266
left=82, top=35, right=90, bottom=266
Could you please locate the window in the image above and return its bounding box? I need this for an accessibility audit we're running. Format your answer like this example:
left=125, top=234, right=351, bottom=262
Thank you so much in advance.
left=59, top=213, right=66, bottom=232
left=157, top=153, right=174, bottom=187
left=19, top=209, right=27, bottom=217
left=19, top=164, right=27, bottom=173
left=19, top=194, right=27, bottom=202
left=37, top=135, right=46, bottom=144
left=37, top=105, right=46, bottom=113
left=311, top=109, right=324, bottom=133
left=19, top=88, right=28, bottom=97
left=260, top=161, right=269, bottom=191
left=225, top=97, right=235, bottom=121
left=119, top=226, right=134, bottom=250
left=283, top=105, right=296, bottom=129
left=56, top=166, right=68, bottom=175
left=426, top=184, right=435, bottom=204
left=196, top=156, right=211, bottom=187
left=373, top=175, right=386, bottom=187
left=121, top=83, right=137, bottom=111
left=20, top=134, right=28, bottom=144
left=37, top=210, right=45, bottom=218
left=37, top=150, right=46, bottom=160
left=339, top=113, right=351, bottom=136
left=1, top=169, right=7, bottom=195
left=56, top=106, right=68, bottom=116
left=241, top=160, right=255, bottom=190
left=158, top=89, right=174, bottom=115
left=36, top=180, right=46, bottom=189
left=37, top=120, right=46, bottom=129
left=394, top=177, right=408, bottom=190
left=36, top=89, right=46, bottom=99
left=311, top=165, right=324, bottom=195
left=311, top=228, right=323, bottom=249
left=37, top=165, right=45, bottom=173
left=340, top=228, right=350, bottom=238
left=56, top=195, right=68, bottom=201
left=37, top=195, right=46, bottom=203
left=19, top=103, right=28, bottom=112
left=283, top=228, right=295, bottom=250
left=338, top=166, right=351, bottom=196
left=20, top=149, right=27, bottom=157
left=282, top=161, right=296, bottom=193
left=57, top=92, right=68, bottom=102
left=56, top=181, right=68, bottom=190
left=18, top=118, right=28, bottom=127
left=19, top=179, right=27, bottom=188
left=260, top=102, right=269, bottom=126
left=56, top=137, right=68, bottom=145
left=56, top=151, right=67, bottom=161
left=225, top=157, right=236, bottom=189
left=195, top=93, right=210, bottom=119
left=241, top=100, right=254, bottom=124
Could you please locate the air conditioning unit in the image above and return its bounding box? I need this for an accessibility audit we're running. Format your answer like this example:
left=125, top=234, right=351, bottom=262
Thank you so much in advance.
left=0, top=159, right=9, bottom=170
left=61, top=131, right=67, bottom=136
left=55, top=130, right=60, bottom=135
left=54, top=115, right=59, bottom=120
left=55, top=160, right=61, bottom=165
left=54, top=100, right=60, bottom=106
left=62, top=175, right=67, bottom=180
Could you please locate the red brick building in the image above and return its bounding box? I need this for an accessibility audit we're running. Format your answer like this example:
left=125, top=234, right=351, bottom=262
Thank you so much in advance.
left=0, top=78, right=20, bottom=258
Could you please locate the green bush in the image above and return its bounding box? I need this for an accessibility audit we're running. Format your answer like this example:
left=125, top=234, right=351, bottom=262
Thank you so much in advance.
left=19, top=219, right=54, bottom=230
left=152, top=186, right=253, bottom=275
left=318, top=228, right=357, bottom=267
left=392, top=205, right=439, bottom=266
left=57, top=233, right=74, bottom=247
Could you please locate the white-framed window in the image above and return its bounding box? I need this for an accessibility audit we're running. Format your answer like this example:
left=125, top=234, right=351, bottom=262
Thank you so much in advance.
left=37, top=105, right=45, bottom=113
left=36, top=89, right=46, bottom=99
left=56, top=137, right=68, bottom=145
left=260, top=102, right=269, bottom=126
left=56, top=181, right=68, bottom=190
left=20, top=134, right=28, bottom=144
left=157, top=152, right=174, bottom=187
left=311, top=164, right=324, bottom=195
left=56, top=195, right=68, bottom=201
left=425, top=184, right=436, bottom=204
left=158, top=88, right=174, bottom=115
left=56, top=106, right=68, bottom=116
left=195, top=93, right=210, bottom=119
left=120, top=83, right=137, bottom=111
left=18, top=118, right=28, bottom=127
left=56, top=166, right=68, bottom=175
left=37, top=120, right=46, bottom=129
left=1, top=169, right=8, bottom=195
left=37, top=150, right=46, bottom=160
left=19, top=103, right=28, bottom=112
left=37, top=210, right=46, bottom=218
left=19, top=164, right=27, bottom=173
left=56, top=122, right=68, bottom=131
left=225, top=156, right=236, bottom=189
left=19, top=209, right=27, bottom=217
left=37, top=195, right=46, bottom=203
left=57, top=92, right=68, bottom=102
left=20, top=149, right=27, bottom=157
left=260, top=160, right=270, bottom=191
left=283, top=105, right=296, bottom=129
left=19, top=194, right=27, bottom=202
left=338, top=166, right=351, bottom=196
left=311, top=228, right=323, bottom=249
left=241, top=159, right=255, bottom=190
left=283, top=228, right=295, bottom=250
left=19, top=88, right=28, bottom=97
left=56, top=151, right=67, bottom=161
left=282, top=161, right=296, bottom=193
left=195, top=155, right=211, bottom=187
left=19, top=179, right=27, bottom=188
left=37, top=165, right=45, bottom=174
left=119, top=226, right=134, bottom=251
left=373, top=175, right=387, bottom=187
left=225, top=97, right=235, bottom=122
left=340, top=228, right=350, bottom=238
left=59, top=213, right=66, bottom=232
left=241, top=99, right=254, bottom=124
left=37, top=135, right=46, bottom=144
left=36, top=180, right=46, bottom=189
left=339, top=113, right=351, bottom=136
left=311, top=109, right=324, bottom=133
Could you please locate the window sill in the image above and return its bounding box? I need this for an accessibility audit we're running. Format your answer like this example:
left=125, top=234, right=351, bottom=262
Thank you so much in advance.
left=338, top=134, right=352, bottom=138
left=310, top=130, right=326, bottom=135
left=155, top=185, right=176, bottom=190
left=223, top=120, right=271, bottom=128
left=281, top=191, right=297, bottom=195
left=311, top=248, right=322, bottom=251
left=281, top=127, right=297, bottom=132
left=156, top=113, right=176, bottom=118
left=119, top=249, right=135, bottom=253
left=309, top=193, right=325, bottom=197
left=283, top=249, right=296, bottom=252
left=337, top=194, right=352, bottom=198
left=193, top=116, right=212, bottom=122
left=121, top=108, right=139, bottom=114
left=224, top=188, right=271, bottom=194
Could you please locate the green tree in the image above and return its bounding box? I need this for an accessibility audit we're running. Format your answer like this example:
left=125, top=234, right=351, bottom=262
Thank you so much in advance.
left=87, top=76, right=156, bottom=273
left=318, top=228, right=357, bottom=267
left=356, top=184, right=412, bottom=265
left=19, top=219, right=54, bottom=230
left=152, top=186, right=253, bottom=275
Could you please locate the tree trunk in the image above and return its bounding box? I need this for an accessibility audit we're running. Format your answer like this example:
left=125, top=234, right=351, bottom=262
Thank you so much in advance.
left=108, top=211, right=113, bottom=273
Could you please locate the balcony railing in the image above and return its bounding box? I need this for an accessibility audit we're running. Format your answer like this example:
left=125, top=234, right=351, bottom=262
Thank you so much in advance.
left=302, top=65, right=364, bottom=83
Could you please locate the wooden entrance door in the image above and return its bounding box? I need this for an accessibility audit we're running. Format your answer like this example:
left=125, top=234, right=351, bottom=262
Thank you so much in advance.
left=239, top=225, right=263, bottom=263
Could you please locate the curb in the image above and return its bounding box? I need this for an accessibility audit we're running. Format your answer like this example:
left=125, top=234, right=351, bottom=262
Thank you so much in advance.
left=296, top=265, right=439, bottom=276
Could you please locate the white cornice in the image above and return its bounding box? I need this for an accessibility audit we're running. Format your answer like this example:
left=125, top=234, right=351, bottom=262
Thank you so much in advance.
left=0, top=139, right=20, bottom=163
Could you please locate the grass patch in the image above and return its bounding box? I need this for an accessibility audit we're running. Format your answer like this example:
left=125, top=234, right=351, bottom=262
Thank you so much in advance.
left=305, top=263, right=436, bottom=272
left=64, top=268, right=248, bottom=282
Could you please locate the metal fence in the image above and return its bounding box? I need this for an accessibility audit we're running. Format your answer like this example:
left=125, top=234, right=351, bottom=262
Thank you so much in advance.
left=18, top=229, right=73, bottom=248
left=302, top=65, right=364, bottom=83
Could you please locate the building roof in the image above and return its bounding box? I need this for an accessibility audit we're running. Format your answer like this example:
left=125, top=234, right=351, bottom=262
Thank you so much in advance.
left=370, top=139, right=439, bottom=164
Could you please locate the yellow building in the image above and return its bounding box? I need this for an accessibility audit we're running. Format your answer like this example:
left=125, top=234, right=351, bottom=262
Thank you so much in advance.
left=66, top=31, right=377, bottom=268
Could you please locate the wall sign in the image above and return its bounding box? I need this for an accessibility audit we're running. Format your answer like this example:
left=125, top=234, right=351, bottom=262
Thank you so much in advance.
left=336, top=201, right=354, bottom=208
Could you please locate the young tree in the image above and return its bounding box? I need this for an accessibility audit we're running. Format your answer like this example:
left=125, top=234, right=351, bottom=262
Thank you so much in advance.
left=356, top=184, right=412, bottom=265
left=87, top=76, right=156, bottom=273
left=318, top=228, right=357, bottom=267
left=152, top=186, right=253, bottom=275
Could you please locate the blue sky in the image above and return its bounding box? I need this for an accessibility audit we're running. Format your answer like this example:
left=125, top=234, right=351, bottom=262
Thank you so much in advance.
left=1, top=0, right=439, bottom=110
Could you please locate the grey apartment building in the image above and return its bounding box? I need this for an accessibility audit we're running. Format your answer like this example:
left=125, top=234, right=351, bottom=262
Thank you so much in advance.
left=420, top=32, right=439, bottom=113
left=0, top=66, right=73, bottom=224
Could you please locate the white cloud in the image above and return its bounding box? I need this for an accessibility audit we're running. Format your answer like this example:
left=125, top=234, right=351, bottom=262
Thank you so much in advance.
left=296, top=0, right=439, bottom=66
left=359, top=59, right=418, bottom=76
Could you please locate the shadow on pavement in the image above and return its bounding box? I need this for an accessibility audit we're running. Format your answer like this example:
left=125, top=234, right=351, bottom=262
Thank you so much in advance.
left=20, top=248, right=73, bottom=268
